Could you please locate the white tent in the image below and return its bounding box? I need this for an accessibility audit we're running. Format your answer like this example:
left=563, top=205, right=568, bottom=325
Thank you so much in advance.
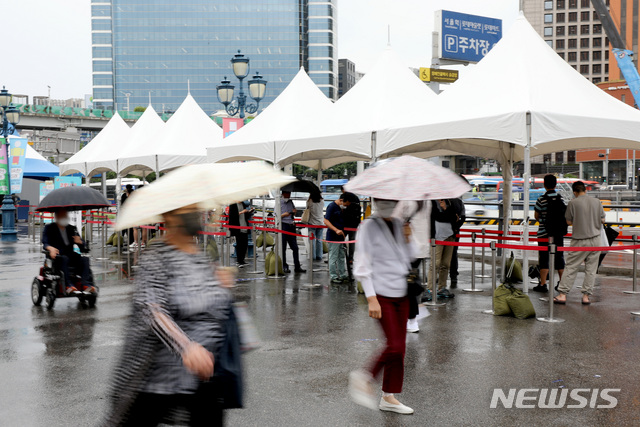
left=119, top=93, right=222, bottom=176
left=85, top=104, right=165, bottom=178
left=206, top=67, right=334, bottom=167
left=276, top=47, right=438, bottom=168
left=59, top=112, right=131, bottom=176
left=381, top=14, right=640, bottom=291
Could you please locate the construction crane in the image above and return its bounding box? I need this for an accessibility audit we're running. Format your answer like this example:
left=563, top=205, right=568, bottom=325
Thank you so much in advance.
left=591, top=0, right=640, bottom=107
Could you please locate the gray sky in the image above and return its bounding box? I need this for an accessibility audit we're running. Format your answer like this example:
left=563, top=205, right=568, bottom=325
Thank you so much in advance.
left=5, top=0, right=520, bottom=100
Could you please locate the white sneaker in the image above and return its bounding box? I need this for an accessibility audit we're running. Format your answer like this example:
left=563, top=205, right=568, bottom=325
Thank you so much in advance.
left=348, top=370, right=377, bottom=410
left=406, top=318, right=419, bottom=333
left=129, top=242, right=138, bottom=249
left=379, top=397, right=414, bottom=414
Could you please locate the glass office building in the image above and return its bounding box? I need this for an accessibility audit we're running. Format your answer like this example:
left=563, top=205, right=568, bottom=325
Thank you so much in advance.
left=91, top=0, right=337, bottom=114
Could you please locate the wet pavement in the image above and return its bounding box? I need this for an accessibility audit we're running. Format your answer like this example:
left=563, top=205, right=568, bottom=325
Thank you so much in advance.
left=2, top=234, right=640, bottom=427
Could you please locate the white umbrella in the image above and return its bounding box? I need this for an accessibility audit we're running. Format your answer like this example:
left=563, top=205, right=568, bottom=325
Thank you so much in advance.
left=116, top=163, right=294, bottom=230
left=345, top=156, right=470, bottom=201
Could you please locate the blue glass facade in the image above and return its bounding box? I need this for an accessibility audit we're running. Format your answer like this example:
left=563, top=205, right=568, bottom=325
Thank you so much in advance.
left=91, top=0, right=337, bottom=114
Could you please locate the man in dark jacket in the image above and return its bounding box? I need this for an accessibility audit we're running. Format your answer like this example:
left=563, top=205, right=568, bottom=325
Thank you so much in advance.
left=42, top=209, right=93, bottom=294
left=448, top=198, right=465, bottom=288
left=427, top=198, right=464, bottom=298
left=341, top=191, right=361, bottom=263
left=228, top=201, right=253, bottom=267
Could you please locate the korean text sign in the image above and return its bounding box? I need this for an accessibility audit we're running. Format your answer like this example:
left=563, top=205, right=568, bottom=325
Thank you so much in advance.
left=9, top=137, right=28, bottom=194
left=0, top=138, right=9, bottom=195
left=436, top=10, right=502, bottom=63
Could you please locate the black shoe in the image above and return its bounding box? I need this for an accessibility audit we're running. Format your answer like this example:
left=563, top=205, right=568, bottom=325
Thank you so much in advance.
left=532, top=284, right=548, bottom=293
left=236, top=262, right=247, bottom=268
left=283, top=268, right=291, bottom=274
left=450, top=280, right=458, bottom=289
left=294, top=268, right=307, bottom=273
left=438, top=289, right=455, bottom=298
left=421, top=290, right=432, bottom=302
left=555, top=282, right=560, bottom=292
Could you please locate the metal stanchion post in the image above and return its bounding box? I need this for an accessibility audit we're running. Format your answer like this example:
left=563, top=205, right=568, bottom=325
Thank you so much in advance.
left=220, top=233, right=226, bottom=267
left=464, top=232, right=483, bottom=292
left=477, top=227, right=490, bottom=278
left=247, top=225, right=264, bottom=274
left=482, top=242, right=498, bottom=315
left=424, top=239, right=446, bottom=307
left=537, top=238, right=564, bottom=323
left=303, top=229, right=320, bottom=287
left=625, top=235, right=640, bottom=294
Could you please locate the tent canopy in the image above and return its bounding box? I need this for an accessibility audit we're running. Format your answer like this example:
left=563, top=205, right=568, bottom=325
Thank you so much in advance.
left=59, top=112, right=131, bottom=176
left=207, top=67, right=333, bottom=166
left=380, top=14, right=640, bottom=162
left=120, top=93, right=222, bottom=175
left=86, top=104, right=164, bottom=177
left=24, top=145, right=59, bottom=179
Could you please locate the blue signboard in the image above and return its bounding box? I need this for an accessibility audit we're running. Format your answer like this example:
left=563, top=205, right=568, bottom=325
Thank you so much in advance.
left=437, top=10, right=502, bottom=63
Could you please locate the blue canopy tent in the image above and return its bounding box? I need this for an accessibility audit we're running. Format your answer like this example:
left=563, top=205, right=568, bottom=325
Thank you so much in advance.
left=23, top=145, right=59, bottom=179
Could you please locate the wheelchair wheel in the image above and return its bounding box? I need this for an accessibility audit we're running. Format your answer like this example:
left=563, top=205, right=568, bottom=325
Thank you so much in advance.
left=45, top=289, right=56, bottom=310
left=31, top=279, right=43, bottom=306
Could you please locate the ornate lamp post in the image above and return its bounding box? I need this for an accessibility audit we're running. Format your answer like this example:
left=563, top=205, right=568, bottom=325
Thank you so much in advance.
left=0, top=86, right=20, bottom=242
left=217, top=50, right=267, bottom=119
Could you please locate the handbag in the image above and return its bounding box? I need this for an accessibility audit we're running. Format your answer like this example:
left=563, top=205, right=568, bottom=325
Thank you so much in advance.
left=214, top=306, right=244, bottom=409
left=300, top=208, right=311, bottom=224
left=406, top=268, right=424, bottom=297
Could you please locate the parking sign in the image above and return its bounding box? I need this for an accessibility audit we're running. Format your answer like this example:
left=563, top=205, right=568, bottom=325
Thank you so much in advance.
left=436, top=10, right=502, bottom=63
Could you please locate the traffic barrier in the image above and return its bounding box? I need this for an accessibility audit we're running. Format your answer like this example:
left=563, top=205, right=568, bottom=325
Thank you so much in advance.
left=624, top=235, right=640, bottom=295
left=463, top=233, right=483, bottom=293
left=537, top=238, right=564, bottom=323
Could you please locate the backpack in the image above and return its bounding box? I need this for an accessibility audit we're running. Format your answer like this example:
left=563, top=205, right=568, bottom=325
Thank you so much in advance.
left=543, top=194, right=568, bottom=237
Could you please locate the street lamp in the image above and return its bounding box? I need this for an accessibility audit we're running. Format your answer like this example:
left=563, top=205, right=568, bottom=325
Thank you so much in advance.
left=0, top=86, right=20, bottom=242
left=217, top=50, right=267, bottom=119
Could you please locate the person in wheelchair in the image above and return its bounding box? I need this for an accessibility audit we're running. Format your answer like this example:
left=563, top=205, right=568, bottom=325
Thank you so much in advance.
left=42, top=209, right=94, bottom=295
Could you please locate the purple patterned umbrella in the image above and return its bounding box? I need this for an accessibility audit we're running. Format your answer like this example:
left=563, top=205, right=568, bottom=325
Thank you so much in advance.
left=344, top=156, right=470, bottom=201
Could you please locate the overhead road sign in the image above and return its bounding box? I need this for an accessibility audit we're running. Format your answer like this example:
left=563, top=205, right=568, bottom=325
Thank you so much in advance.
left=435, top=10, right=502, bottom=63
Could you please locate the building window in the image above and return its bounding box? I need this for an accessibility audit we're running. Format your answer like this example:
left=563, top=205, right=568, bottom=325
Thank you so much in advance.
left=593, top=24, right=602, bottom=34
left=567, top=151, right=576, bottom=163
left=544, top=27, right=553, bottom=36
left=592, top=77, right=602, bottom=83
left=556, top=39, right=565, bottom=49
left=569, top=25, right=577, bottom=35
left=558, top=52, right=566, bottom=59
left=593, top=50, right=602, bottom=60
left=545, top=14, right=554, bottom=23
left=568, top=51, right=577, bottom=61
left=593, top=11, right=600, bottom=20
left=593, top=37, right=602, bottom=47
left=557, top=12, right=565, bottom=22
left=580, top=37, right=590, bottom=47
left=605, top=37, right=609, bottom=45
left=569, top=0, right=578, bottom=8
left=581, top=0, right=590, bottom=6
left=580, top=51, right=590, bottom=61
left=581, top=24, right=590, bottom=34
left=556, top=152, right=564, bottom=163
left=593, top=64, right=602, bottom=74
left=546, top=40, right=554, bottom=48
left=581, top=11, right=590, bottom=21
left=545, top=0, right=554, bottom=9
left=580, top=64, right=589, bottom=74
left=572, top=65, right=578, bottom=70
left=569, top=12, right=578, bottom=21
left=605, top=63, right=609, bottom=72
left=622, top=94, right=626, bottom=103
left=557, top=0, right=565, bottom=8
left=557, top=26, right=565, bottom=36
left=569, top=38, right=578, bottom=48
left=605, top=50, right=609, bottom=59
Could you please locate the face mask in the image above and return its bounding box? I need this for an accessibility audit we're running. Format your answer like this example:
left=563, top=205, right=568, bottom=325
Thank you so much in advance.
left=340, top=204, right=346, bottom=210
left=282, top=198, right=290, bottom=203
left=57, top=218, right=69, bottom=227
left=375, top=200, right=398, bottom=218
left=178, top=211, right=202, bottom=236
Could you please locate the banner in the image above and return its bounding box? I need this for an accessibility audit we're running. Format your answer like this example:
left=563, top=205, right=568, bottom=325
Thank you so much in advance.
left=9, top=137, right=28, bottom=194
left=39, top=180, right=55, bottom=202
left=0, top=138, right=9, bottom=195
left=223, top=117, right=245, bottom=138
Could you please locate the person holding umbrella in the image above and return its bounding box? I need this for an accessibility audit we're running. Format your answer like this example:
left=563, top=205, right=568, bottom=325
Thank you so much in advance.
left=280, top=190, right=306, bottom=273
left=345, top=156, right=469, bottom=415
left=101, top=163, right=294, bottom=426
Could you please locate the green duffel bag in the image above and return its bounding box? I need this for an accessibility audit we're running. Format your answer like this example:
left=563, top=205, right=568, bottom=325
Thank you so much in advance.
left=506, top=288, right=536, bottom=319
left=493, top=284, right=513, bottom=316
left=265, top=250, right=284, bottom=276
left=106, top=232, right=115, bottom=246
left=256, top=232, right=275, bottom=248
left=323, top=241, right=329, bottom=254
left=206, top=239, right=219, bottom=261
left=356, top=281, right=365, bottom=294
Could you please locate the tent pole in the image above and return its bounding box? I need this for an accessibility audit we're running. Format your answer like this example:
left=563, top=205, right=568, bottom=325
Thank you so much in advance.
left=371, top=131, right=378, bottom=163
left=500, top=144, right=514, bottom=282
left=155, top=155, right=160, bottom=181
left=317, top=159, right=322, bottom=185
left=273, top=162, right=283, bottom=279
left=522, top=112, right=532, bottom=293
left=101, top=172, right=107, bottom=197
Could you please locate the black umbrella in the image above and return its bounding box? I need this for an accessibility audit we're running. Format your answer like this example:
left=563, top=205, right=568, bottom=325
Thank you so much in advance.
left=36, top=186, right=111, bottom=212
left=281, top=179, right=321, bottom=195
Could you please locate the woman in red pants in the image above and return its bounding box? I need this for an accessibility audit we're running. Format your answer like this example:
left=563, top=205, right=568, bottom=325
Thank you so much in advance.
left=349, top=198, right=416, bottom=415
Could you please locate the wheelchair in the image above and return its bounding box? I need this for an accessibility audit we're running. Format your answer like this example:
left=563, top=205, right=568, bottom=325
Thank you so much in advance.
left=32, top=246, right=98, bottom=309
